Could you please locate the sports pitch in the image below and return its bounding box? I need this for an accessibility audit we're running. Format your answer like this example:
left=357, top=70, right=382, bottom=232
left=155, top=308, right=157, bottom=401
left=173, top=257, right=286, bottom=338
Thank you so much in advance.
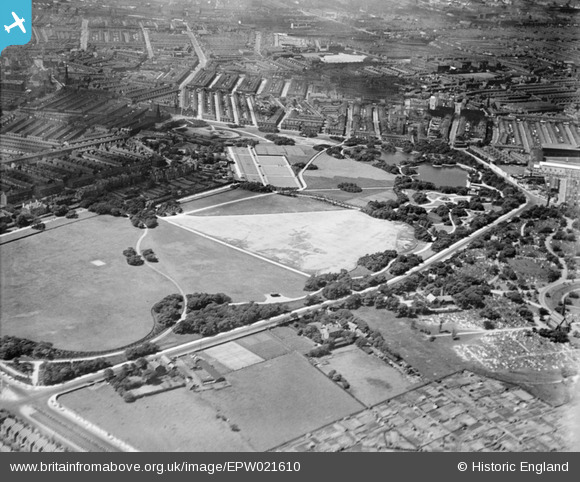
left=167, top=209, right=416, bottom=274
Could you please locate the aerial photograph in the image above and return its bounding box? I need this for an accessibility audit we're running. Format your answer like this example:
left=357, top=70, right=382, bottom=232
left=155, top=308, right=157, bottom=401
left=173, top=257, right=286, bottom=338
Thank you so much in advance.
left=0, top=0, right=579, bottom=454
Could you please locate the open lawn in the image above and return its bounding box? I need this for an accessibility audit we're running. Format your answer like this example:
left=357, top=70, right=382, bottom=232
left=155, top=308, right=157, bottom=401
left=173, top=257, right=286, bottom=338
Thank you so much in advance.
left=168, top=210, right=416, bottom=274
left=60, top=384, right=253, bottom=451
left=179, top=189, right=258, bottom=213
left=0, top=216, right=176, bottom=352
left=304, top=188, right=398, bottom=208
left=317, top=345, right=413, bottom=406
left=304, top=175, right=395, bottom=190
left=146, top=221, right=308, bottom=302
left=304, top=153, right=396, bottom=190
left=193, top=193, right=342, bottom=217
left=196, top=352, right=364, bottom=450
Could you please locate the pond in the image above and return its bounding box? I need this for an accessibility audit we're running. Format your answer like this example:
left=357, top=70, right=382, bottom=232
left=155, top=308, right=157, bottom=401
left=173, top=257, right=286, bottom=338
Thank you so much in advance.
left=379, top=150, right=414, bottom=166
left=415, top=164, right=469, bottom=188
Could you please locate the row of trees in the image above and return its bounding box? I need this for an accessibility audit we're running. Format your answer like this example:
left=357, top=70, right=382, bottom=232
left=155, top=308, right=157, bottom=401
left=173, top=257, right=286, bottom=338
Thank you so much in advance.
left=123, top=247, right=144, bottom=266
left=357, top=249, right=398, bottom=272
left=39, top=359, right=110, bottom=385
left=264, top=134, right=295, bottom=145
left=0, top=336, right=62, bottom=360
left=152, top=293, right=183, bottom=327
left=173, top=299, right=288, bottom=336
left=337, top=182, right=362, bottom=193
left=233, top=182, right=274, bottom=193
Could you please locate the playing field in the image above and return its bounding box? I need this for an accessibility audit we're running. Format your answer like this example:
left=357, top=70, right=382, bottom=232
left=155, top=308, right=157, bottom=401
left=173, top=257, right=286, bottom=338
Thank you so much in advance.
left=196, top=352, right=364, bottom=450
left=145, top=221, right=308, bottom=301
left=0, top=216, right=176, bottom=351
left=60, top=384, right=253, bottom=452
left=203, top=342, right=265, bottom=371
left=168, top=209, right=416, bottom=274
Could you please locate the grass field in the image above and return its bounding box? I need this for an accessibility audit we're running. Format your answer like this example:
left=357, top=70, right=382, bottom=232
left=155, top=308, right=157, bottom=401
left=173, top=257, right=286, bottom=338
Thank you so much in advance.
left=179, top=189, right=259, bottom=213
left=60, top=384, right=254, bottom=451
left=0, top=216, right=176, bottom=351
left=196, top=352, right=364, bottom=450
left=317, top=345, right=413, bottom=406
left=146, top=221, right=308, bottom=302
left=192, top=193, right=343, bottom=217
left=270, top=327, right=316, bottom=354
left=303, top=153, right=396, bottom=190
left=235, top=331, right=290, bottom=360
left=304, top=188, right=398, bottom=207
left=304, top=175, right=395, bottom=190
left=169, top=210, right=416, bottom=274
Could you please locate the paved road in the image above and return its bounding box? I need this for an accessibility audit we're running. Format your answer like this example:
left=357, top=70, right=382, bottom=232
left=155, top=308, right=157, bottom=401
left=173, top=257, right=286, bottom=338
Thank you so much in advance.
left=178, top=25, right=208, bottom=108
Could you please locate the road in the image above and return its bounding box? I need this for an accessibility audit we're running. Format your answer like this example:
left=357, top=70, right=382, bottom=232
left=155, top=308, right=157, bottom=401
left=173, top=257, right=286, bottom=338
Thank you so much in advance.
left=2, top=135, right=130, bottom=165
left=140, top=22, right=154, bottom=59
left=537, top=218, right=579, bottom=327
left=80, top=19, right=89, bottom=51
left=178, top=24, right=208, bottom=108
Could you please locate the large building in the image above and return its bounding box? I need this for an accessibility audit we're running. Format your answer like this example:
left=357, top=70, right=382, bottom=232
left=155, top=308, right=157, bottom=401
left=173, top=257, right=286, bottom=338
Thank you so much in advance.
left=534, top=150, right=580, bottom=206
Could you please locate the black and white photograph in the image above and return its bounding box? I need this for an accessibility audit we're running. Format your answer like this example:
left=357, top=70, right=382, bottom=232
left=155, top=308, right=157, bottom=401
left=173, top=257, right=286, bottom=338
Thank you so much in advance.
left=0, top=0, right=579, bottom=465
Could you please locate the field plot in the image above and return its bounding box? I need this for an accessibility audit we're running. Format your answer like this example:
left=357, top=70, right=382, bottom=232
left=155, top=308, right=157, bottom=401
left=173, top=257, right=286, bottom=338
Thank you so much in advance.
left=197, top=352, right=364, bottom=451
left=235, top=331, right=290, bottom=360
left=256, top=155, right=300, bottom=188
left=303, top=153, right=396, bottom=190
left=270, top=327, right=316, bottom=354
left=355, top=308, right=476, bottom=380
left=145, top=222, right=308, bottom=302
left=229, top=148, right=262, bottom=183
left=317, top=345, right=413, bottom=406
left=202, top=342, right=264, bottom=371
left=60, top=384, right=253, bottom=452
left=169, top=210, right=415, bottom=273
left=193, top=193, right=343, bottom=216
left=254, top=144, right=315, bottom=166
left=0, top=216, right=175, bottom=351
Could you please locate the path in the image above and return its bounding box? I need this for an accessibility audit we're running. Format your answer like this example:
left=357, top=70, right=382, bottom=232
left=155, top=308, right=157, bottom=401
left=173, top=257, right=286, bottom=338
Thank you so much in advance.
left=161, top=215, right=310, bottom=278
left=135, top=229, right=189, bottom=343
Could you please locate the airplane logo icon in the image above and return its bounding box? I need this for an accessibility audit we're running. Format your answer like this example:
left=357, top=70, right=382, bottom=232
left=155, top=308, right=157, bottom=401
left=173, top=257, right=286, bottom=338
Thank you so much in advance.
left=4, top=12, right=26, bottom=34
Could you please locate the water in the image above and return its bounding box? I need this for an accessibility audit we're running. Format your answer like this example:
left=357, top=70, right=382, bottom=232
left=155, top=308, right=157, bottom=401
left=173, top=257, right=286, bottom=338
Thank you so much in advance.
left=415, top=164, right=468, bottom=187
left=379, top=150, right=414, bottom=166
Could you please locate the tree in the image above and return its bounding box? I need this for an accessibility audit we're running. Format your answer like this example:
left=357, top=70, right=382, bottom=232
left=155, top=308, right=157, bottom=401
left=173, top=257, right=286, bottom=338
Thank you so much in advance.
left=15, top=213, right=33, bottom=227
left=31, top=222, right=46, bottom=231
left=483, top=320, right=495, bottom=330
